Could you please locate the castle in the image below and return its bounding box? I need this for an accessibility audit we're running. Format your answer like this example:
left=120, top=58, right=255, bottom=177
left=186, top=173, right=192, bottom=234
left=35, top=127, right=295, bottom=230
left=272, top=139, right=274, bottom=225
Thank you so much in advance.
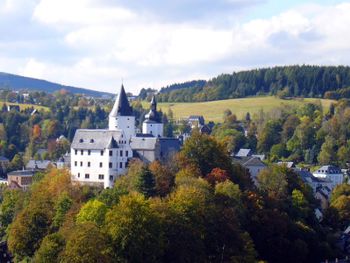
left=71, top=85, right=180, bottom=188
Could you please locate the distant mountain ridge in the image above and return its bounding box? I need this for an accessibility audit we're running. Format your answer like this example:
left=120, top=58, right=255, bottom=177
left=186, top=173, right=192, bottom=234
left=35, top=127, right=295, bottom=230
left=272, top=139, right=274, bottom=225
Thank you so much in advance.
left=0, top=72, right=112, bottom=97
left=157, top=65, right=350, bottom=102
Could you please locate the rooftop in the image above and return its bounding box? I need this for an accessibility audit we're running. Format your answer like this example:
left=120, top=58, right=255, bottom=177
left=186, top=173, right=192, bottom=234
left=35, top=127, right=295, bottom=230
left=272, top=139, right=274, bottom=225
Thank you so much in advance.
left=109, top=84, right=133, bottom=117
left=8, top=170, right=34, bottom=177
left=71, top=129, right=123, bottom=150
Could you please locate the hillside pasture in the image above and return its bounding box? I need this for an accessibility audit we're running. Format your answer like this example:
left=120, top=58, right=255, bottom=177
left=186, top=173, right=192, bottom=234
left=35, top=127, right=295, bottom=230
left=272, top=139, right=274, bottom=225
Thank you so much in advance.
left=144, top=96, right=335, bottom=122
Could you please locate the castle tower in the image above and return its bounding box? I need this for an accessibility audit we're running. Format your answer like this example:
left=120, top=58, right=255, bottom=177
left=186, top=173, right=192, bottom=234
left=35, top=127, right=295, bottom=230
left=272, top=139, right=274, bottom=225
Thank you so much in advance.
left=109, top=84, right=135, bottom=140
left=142, top=95, right=163, bottom=137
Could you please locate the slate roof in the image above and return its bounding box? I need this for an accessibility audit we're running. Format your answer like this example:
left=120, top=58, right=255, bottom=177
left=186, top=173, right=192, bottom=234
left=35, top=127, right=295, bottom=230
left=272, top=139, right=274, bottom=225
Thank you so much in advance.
left=130, top=137, right=158, bottom=150
left=0, top=156, right=9, bottom=162
left=135, top=133, right=154, bottom=138
left=296, top=169, right=332, bottom=184
left=277, top=161, right=295, bottom=168
left=315, top=165, right=342, bottom=174
left=8, top=170, right=34, bottom=177
left=130, top=137, right=181, bottom=154
left=109, top=84, right=133, bottom=117
left=236, top=148, right=252, bottom=157
left=71, top=129, right=122, bottom=150
left=26, top=160, right=52, bottom=170
left=233, top=156, right=266, bottom=167
left=252, top=154, right=265, bottom=161
left=159, top=138, right=181, bottom=154
left=188, top=115, right=205, bottom=125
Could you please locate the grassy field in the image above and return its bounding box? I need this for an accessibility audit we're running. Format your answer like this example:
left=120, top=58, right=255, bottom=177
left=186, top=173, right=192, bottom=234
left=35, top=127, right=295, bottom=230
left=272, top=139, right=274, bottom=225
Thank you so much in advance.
left=143, top=96, right=335, bottom=122
left=0, top=102, right=49, bottom=111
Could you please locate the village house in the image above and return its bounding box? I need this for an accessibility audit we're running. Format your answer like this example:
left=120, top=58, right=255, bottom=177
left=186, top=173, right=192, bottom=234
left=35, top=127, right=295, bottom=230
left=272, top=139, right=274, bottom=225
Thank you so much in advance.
left=313, top=165, right=344, bottom=190
left=7, top=170, right=34, bottom=190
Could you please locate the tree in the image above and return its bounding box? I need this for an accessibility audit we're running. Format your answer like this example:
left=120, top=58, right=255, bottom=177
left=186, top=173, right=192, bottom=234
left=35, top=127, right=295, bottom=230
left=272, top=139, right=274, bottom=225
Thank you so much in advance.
left=76, top=199, right=108, bottom=226
left=136, top=166, right=156, bottom=198
left=34, top=233, right=65, bottom=263
left=149, top=161, right=174, bottom=197
left=318, top=135, right=337, bottom=165
left=179, top=131, right=233, bottom=176
left=32, top=124, right=42, bottom=141
left=105, top=192, right=164, bottom=262
left=206, top=167, right=229, bottom=186
left=257, top=166, right=288, bottom=200
left=8, top=204, right=53, bottom=260
left=0, top=189, right=24, bottom=238
left=257, top=120, right=282, bottom=153
left=331, top=195, right=350, bottom=227
left=52, top=192, right=73, bottom=230
left=331, top=183, right=350, bottom=204
left=62, top=222, right=113, bottom=263
left=10, top=154, right=23, bottom=171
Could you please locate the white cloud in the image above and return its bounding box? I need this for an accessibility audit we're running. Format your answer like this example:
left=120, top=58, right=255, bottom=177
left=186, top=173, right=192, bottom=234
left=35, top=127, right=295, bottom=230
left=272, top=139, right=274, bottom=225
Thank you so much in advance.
left=21, top=58, right=46, bottom=79
left=33, top=0, right=136, bottom=26
left=1, top=0, right=350, bottom=94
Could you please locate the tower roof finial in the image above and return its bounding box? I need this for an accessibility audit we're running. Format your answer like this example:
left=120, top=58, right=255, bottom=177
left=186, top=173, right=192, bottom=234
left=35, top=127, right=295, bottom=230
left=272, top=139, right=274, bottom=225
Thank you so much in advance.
left=109, top=84, right=133, bottom=117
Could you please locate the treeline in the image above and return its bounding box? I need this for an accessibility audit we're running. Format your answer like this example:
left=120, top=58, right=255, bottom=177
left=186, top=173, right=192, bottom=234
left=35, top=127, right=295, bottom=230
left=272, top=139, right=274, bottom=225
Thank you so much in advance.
left=1, top=132, right=346, bottom=262
left=211, top=100, right=350, bottom=166
left=0, top=90, right=175, bottom=175
left=157, top=65, right=350, bottom=102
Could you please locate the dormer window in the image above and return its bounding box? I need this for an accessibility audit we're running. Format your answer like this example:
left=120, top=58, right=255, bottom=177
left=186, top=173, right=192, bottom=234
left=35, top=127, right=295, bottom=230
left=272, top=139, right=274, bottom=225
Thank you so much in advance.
left=90, top=139, right=94, bottom=143
left=79, top=139, right=84, bottom=143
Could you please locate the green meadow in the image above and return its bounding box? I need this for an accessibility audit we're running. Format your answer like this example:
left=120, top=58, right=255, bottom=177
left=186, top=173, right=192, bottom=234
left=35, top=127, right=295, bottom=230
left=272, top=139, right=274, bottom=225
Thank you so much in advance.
left=144, top=96, right=335, bottom=122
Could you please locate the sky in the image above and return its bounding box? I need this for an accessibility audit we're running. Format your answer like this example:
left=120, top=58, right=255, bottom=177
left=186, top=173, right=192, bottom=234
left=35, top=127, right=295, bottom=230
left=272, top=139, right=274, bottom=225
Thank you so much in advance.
left=0, top=0, right=349, bottom=94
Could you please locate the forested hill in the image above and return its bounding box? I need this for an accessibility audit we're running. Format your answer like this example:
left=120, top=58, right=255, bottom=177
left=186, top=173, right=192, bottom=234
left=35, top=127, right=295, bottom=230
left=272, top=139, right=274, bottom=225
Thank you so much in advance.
left=157, top=65, right=350, bottom=102
left=0, top=72, right=111, bottom=97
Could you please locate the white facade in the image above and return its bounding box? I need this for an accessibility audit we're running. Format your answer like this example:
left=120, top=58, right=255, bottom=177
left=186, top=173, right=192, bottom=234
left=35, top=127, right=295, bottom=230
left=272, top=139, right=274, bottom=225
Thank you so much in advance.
left=142, top=121, right=163, bottom=137
left=71, top=84, right=135, bottom=189
left=70, top=130, right=133, bottom=188
left=142, top=95, right=163, bottom=137
left=313, top=165, right=344, bottom=190
left=71, top=85, right=171, bottom=189
left=109, top=115, right=135, bottom=141
left=71, top=144, right=132, bottom=188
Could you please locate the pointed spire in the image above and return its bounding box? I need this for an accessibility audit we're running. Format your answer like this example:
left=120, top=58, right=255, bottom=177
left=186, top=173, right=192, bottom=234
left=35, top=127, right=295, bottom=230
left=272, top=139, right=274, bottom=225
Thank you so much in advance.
left=145, top=95, right=161, bottom=123
left=150, top=95, right=157, bottom=111
left=109, top=84, right=133, bottom=117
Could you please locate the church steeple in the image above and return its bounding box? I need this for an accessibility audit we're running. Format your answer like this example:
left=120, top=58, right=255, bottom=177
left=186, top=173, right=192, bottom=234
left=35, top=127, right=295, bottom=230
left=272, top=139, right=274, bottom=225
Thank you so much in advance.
left=142, top=94, right=163, bottom=137
left=109, top=84, right=135, bottom=139
left=109, top=84, right=133, bottom=117
left=145, top=95, right=161, bottom=123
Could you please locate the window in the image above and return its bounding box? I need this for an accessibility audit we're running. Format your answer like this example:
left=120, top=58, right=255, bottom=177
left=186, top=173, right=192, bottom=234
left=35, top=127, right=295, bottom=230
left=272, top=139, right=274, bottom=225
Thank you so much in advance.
left=81, top=150, right=83, bottom=155
left=99, top=162, right=103, bottom=168
left=75, top=150, right=78, bottom=155
left=119, top=162, right=123, bottom=169
left=88, top=162, right=91, bottom=167
left=88, top=150, right=91, bottom=155
left=120, top=150, right=123, bottom=157
left=126, top=150, right=128, bottom=157
left=110, top=175, right=113, bottom=181
left=101, top=150, right=104, bottom=156
left=99, top=174, right=104, bottom=180
left=109, top=150, right=113, bottom=156
left=109, top=162, right=112, bottom=168
left=74, top=161, right=77, bottom=166
left=79, top=139, right=84, bottom=143
left=85, top=174, right=90, bottom=179
left=80, top=161, right=83, bottom=167
left=78, top=173, right=80, bottom=178
left=90, top=139, right=94, bottom=143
